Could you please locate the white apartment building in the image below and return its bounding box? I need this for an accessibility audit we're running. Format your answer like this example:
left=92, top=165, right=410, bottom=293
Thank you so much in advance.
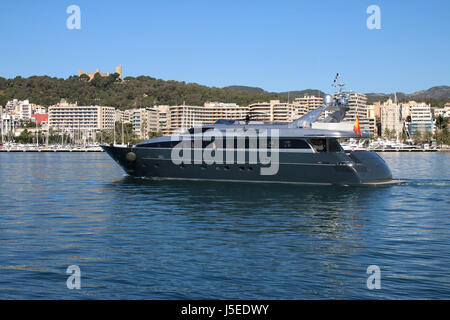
left=167, top=103, right=249, bottom=134
left=1, top=112, right=16, bottom=137
left=293, top=95, right=323, bottom=117
left=334, top=92, right=374, bottom=134
left=340, top=92, right=368, bottom=121
left=115, top=109, right=131, bottom=123
left=380, top=99, right=402, bottom=136
left=48, top=99, right=115, bottom=131
left=434, top=105, right=450, bottom=118
left=154, top=105, right=169, bottom=136
left=33, top=106, right=47, bottom=114
left=18, top=100, right=33, bottom=121
left=400, top=102, right=412, bottom=120
left=248, top=100, right=293, bottom=122
left=410, top=103, right=434, bottom=134
left=130, top=108, right=145, bottom=138
left=146, top=108, right=160, bottom=134
left=130, top=108, right=160, bottom=139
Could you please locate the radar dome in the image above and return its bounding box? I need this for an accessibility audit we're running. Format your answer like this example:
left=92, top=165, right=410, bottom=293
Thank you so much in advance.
left=323, top=95, right=333, bottom=106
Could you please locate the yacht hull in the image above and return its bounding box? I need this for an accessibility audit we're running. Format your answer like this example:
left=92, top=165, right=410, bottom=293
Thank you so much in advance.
left=102, top=145, right=394, bottom=186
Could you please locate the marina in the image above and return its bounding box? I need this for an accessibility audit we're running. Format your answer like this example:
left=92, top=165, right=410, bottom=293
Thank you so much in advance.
left=0, top=144, right=103, bottom=152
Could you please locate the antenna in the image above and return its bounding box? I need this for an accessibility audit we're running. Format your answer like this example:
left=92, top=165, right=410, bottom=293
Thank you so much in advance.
left=332, top=73, right=345, bottom=93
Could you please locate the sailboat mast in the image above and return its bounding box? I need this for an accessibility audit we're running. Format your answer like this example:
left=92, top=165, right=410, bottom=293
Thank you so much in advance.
left=121, top=120, right=124, bottom=145
left=0, top=106, right=3, bottom=144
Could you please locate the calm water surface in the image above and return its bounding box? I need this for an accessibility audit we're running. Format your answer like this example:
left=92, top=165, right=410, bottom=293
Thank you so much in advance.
left=0, top=152, right=449, bottom=299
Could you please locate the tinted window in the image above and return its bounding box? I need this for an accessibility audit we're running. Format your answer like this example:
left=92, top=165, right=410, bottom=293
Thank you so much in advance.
left=187, top=127, right=212, bottom=134
left=309, top=138, right=327, bottom=152
left=280, top=139, right=310, bottom=149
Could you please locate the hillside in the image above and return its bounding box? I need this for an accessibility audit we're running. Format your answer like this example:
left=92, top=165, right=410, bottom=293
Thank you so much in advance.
left=224, top=85, right=325, bottom=99
left=0, top=74, right=283, bottom=109
left=366, top=86, right=450, bottom=106
left=222, top=85, right=266, bottom=94
left=0, top=74, right=448, bottom=109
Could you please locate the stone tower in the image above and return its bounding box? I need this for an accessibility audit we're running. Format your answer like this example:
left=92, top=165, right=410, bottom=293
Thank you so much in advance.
left=115, top=65, right=123, bottom=79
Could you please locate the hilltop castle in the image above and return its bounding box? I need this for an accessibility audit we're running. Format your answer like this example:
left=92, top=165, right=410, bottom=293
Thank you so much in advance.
left=78, top=65, right=123, bottom=81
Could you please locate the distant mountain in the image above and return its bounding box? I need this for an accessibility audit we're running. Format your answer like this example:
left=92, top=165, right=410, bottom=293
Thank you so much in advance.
left=366, top=86, right=450, bottom=105
left=277, top=89, right=325, bottom=98
left=227, top=84, right=450, bottom=106
left=408, top=86, right=450, bottom=100
left=227, top=85, right=450, bottom=103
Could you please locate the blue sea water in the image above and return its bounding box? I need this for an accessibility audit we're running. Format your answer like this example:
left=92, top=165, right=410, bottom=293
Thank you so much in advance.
left=0, top=152, right=449, bottom=299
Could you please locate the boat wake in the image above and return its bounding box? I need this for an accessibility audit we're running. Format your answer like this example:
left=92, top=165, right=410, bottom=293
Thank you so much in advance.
left=398, top=179, right=450, bottom=187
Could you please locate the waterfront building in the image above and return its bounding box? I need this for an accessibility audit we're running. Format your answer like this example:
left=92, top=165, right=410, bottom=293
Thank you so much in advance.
left=361, top=105, right=377, bottom=135
left=367, top=104, right=376, bottom=119
left=78, top=65, right=123, bottom=81
left=340, top=92, right=368, bottom=121
left=5, top=99, right=44, bottom=122
left=154, top=105, right=169, bottom=136
left=360, top=117, right=376, bottom=135
left=371, top=101, right=381, bottom=119
left=1, top=112, right=15, bottom=138
left=434, top=105, right=450, bottom=118
left=293, top=96, right=323, bottom=117
left=130, top=108, right=160, bottom=139
left=7, top=99, right=34, bottom=121
left=33, top=106, right=47, bottom=114
left=380, top=98, right=402, bottom=137
left=115, top=109, right=131, bottom=123
left=130, top=108, right=145, bottom=138
left=334, top=92, right=374, bottom=134
left=248, top=100, right=293, bottom=122
left=409, top=103, right=434, bottom=134
left=48, top=99, right=115, bottom=131
left=20, top=100, right=33, bottom=121
left=146, top=108, right=160, bottom=135
left=5, top=99, right=20, bottom=113
left=167, top=103, right=249, bottom=134
left=31, top=114, right=48, bottom=126
left=400, top=102, right=412, bottom=120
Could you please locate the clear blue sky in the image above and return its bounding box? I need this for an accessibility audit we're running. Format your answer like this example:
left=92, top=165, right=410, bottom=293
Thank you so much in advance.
left=0, top=0, right=449, bottom=94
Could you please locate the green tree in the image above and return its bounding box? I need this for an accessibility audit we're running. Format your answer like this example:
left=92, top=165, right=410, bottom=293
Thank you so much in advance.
left=15, top=129, right=33, bottom=143
left=423, top=131, right=433, bottom=142
left=436, top=128, right=450, bottom=146
left=412, top=130, right=423, bottom=144
left=79, top=74, right=90, bottom=82
left=389, top=129, right=397, bottom=140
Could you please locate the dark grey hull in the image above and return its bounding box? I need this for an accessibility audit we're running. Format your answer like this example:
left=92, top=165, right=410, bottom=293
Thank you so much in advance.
left=102, top=145, right=394, bottom=186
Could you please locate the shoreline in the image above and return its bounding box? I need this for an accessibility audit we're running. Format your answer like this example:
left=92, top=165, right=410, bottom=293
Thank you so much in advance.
left=1, top=146, right=448, bottom=153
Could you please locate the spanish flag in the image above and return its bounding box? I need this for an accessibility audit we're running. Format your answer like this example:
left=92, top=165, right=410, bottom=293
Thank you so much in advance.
left=353, top=116, right=362, bottom=136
